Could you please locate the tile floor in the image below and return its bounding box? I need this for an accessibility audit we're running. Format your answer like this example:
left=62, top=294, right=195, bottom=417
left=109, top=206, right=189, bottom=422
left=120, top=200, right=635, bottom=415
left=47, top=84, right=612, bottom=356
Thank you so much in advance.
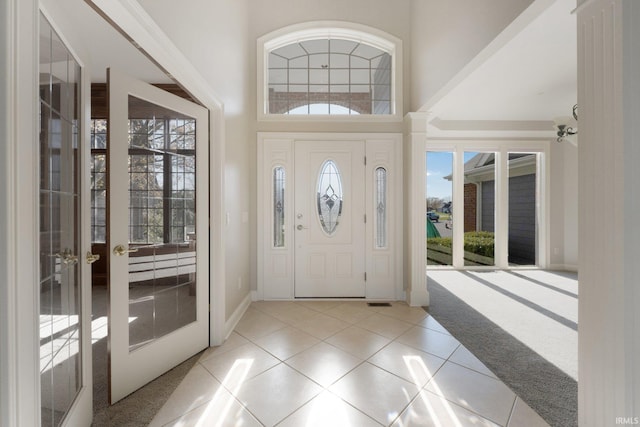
left=149, top=301, right=549, bottom=427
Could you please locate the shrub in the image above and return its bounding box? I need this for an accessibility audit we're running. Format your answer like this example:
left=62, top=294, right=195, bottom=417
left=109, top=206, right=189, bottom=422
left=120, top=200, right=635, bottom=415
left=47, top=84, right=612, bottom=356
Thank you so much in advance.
left=427, top=237, right=452, bottom=248
left=463, top=231, right=494, bottom=258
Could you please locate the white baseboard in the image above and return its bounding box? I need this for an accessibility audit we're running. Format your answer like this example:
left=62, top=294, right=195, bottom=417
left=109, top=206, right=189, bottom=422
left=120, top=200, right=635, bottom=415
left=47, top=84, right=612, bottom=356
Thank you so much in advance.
left=224, top=292, right=252, bottom=340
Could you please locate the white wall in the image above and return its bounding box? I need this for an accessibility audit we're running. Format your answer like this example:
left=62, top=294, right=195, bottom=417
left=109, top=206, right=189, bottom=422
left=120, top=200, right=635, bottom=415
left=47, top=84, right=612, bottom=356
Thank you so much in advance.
left=562, top=141, right=578, bottom=269
left=548, top=139, right=579, bottom=270
left=137, top=0, right=253, bottom=320
left=410, top=0, right=535, bottom=111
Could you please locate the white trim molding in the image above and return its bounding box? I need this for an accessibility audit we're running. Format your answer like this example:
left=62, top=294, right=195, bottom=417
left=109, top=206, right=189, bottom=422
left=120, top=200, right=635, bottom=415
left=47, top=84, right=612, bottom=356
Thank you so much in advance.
left=0, top=0, right=40, bottom=425
left=577, top=0, right=640, bottom=424
left=224, top=293, right=252, bottom=340
left=404, top=113, right=429, bottom=307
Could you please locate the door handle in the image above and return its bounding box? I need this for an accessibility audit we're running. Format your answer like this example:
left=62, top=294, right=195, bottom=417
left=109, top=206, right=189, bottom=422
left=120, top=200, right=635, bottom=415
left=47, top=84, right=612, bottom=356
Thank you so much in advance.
left=296, top=224, right=308, bottom=230
left=55, top=249, right=78, bottom=266
left=113, top=244, right=139, bottom=256
left=86, top=251, right=101, bottom=264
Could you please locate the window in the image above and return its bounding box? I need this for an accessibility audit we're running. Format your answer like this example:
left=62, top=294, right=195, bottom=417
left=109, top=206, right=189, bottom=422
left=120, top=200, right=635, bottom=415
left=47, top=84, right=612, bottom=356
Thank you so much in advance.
left=89, top=116, right=197, bottom=245
left=273, top=166, right=285, bottom=247
left=91, top=119, right=107, bottom=242
left=316, top=160, right=343, bottom=235
left=258, top=22, right=402, bottom=120
left=375, top=167, right=387, bottom=248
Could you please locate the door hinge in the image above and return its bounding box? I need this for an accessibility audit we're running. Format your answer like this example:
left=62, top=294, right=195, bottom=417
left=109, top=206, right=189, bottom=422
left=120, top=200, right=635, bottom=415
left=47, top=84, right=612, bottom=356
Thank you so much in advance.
left=364, top=156, right=367, bottom=165
left=364, top=214, right=367, bottom=224
left=364, top=272, right=367, bottom=281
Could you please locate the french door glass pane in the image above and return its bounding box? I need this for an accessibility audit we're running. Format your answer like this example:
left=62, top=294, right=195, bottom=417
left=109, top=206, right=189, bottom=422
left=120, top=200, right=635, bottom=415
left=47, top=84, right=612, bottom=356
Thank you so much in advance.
left=126, top=96, right=197, bottom=351
left=508, top=153, right=538, bottom=265
left=426, top=152, right=453, bottom=266
left=463, top=152, right=496, bottom=267
left=39, top=14, right=82, bottom=426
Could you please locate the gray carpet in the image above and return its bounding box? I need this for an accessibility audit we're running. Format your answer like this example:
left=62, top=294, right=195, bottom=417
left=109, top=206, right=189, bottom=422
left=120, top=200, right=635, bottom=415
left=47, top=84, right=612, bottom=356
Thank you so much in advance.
left=426, top=276, right=577, bottom=427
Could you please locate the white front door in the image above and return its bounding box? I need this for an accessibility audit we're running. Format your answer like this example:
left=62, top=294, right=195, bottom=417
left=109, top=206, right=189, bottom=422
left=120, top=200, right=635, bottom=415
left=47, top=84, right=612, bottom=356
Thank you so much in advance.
left=294, top=140, right=366, bottom=297
left=107, top=69, right=209, bottom=403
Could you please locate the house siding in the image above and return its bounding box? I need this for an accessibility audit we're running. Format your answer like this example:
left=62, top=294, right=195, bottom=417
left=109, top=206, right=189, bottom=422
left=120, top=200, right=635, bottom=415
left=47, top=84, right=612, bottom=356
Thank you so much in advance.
left=508, top=174, right=536, bottom=265
left=480, top=175, right=536, bottom=265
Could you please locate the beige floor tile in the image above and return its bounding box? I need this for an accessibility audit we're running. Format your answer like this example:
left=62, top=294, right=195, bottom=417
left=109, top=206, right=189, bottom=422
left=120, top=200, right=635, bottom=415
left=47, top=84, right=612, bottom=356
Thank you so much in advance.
left=285, top=341, right=363, bottom=387
left=234, top=309, right=287, bottom=340
left=373, top=303, right=429, bottom=324
left=199, top=332, right=249, bottom=363
left=355, top=313, right=414, bottom=339
left=449, top=345, right=498, bottom=379
left=396, top=326, right=460, bottom=359
left=325, top=325, right=391, bottom=359
left=425, top=362, right=516, bottom=426
left=200, top=342, right=280, bottom=388
left=324, top=303, right=376, bottom=324
left=367, top=341, right=446, bottom=387
left=330, top=362, right=420, bottom=426
left=162, top=386, right=261, bottom=427
left=253, top=326, right=320, bottom=360
left=392, top=389, right=500, bottom=427
left=278, top=390, right=383, bottom=427
left=508, top=398, right=550, bottom=427
left=268, top=305, right=322, bottom=325
left=297, top=300, right=344, bottom=313
left=235, top=363, right=322, bottom=427
left=418, top=315, right=452, bottom=335
left=293, top=313, right=350, bottom=339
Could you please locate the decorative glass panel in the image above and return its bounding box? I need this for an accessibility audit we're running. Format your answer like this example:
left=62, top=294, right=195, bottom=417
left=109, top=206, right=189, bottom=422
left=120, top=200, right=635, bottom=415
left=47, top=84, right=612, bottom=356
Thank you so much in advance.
left=375, top=167, right=387, bottom=248
left=273, top=167, right=285, bottom=247
left=316, top=160, right=343, bottom=235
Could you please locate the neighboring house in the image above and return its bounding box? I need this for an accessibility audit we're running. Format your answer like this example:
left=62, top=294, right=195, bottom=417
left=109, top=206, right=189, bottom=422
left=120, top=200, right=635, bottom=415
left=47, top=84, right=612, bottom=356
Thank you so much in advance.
left=457, top=153, right=538, bottom=265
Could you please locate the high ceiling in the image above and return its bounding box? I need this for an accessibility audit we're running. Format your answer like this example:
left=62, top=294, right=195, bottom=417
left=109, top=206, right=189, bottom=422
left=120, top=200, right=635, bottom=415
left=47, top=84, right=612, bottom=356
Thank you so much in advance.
left=424, top=0, right=577, bottom=133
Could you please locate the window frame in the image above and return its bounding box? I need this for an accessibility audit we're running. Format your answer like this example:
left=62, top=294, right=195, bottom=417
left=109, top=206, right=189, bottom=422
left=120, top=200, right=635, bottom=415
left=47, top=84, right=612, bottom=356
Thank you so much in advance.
left=257, top=21, right=403, bottom=122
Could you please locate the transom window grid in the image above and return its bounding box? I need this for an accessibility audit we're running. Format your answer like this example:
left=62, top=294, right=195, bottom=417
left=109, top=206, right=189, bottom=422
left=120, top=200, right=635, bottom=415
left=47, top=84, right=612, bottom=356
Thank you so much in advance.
left=268, top=38, right=392, bottom=115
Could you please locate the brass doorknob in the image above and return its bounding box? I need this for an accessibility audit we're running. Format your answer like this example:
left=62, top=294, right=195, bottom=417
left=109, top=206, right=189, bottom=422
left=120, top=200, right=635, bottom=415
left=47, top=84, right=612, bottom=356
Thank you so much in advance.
left=86, top=252, right=100, bottom=264
left=113, top=244, right=139, bottom=256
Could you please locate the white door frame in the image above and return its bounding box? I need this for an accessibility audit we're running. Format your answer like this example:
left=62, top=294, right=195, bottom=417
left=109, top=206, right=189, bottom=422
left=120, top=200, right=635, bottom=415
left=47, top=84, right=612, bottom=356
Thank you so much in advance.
left=257, top=132, right=403, bottom=301
left=87, top=0, right=226, bottom=346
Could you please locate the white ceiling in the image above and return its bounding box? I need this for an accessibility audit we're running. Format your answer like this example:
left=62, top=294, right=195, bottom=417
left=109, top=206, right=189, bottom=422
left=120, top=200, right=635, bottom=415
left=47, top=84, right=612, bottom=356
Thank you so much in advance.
left=425, top=0, right=577, bottom=129
left=45, top=0, right=171, bottom=83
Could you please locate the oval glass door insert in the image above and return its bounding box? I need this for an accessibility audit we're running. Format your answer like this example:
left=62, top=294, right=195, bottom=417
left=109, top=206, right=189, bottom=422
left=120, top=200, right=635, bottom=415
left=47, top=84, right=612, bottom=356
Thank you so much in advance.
left=317, top=160, right=343, bottom=235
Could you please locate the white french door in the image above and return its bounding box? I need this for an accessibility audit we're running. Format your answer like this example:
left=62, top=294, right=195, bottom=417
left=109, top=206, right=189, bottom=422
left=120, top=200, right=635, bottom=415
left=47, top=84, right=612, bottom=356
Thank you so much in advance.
left=108, top=68, right=209, bottom=403
left=294, top=140, right=366, bottom=297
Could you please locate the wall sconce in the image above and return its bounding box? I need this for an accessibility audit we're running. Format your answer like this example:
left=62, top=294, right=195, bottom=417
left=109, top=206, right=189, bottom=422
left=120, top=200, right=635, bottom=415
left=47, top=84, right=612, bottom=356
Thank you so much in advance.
left=554, top=104, right=578, bottom=145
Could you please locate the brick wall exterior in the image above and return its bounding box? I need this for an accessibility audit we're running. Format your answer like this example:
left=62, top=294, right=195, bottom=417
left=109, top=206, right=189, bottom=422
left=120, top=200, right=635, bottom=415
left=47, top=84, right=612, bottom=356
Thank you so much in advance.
left=464, top=183, right=477, bottom=232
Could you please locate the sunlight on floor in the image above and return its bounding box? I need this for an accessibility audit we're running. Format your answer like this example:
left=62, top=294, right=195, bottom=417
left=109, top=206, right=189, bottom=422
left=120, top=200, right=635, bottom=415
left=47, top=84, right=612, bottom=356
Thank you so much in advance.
left=185, top=358, right=253, bottom=427
left=429, top=270, right=578, bottom=380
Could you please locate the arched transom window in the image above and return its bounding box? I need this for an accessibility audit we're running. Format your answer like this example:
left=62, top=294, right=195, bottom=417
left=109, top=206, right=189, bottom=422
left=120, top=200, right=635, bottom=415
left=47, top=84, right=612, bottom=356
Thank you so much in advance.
left=258, top=23, right=401, bottom=119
